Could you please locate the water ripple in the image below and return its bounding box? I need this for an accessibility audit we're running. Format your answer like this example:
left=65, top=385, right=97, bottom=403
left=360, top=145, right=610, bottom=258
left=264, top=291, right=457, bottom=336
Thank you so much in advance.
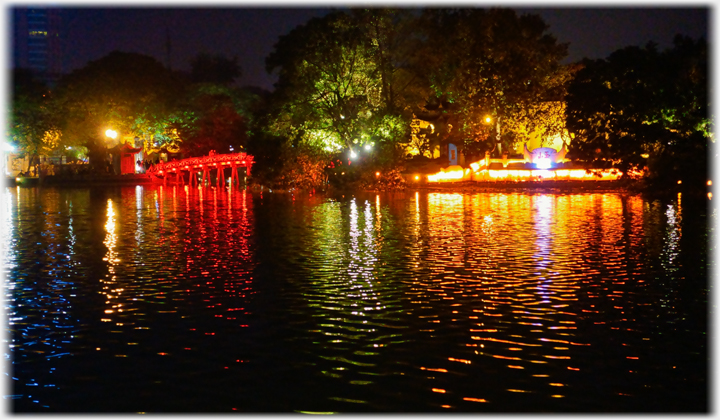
left=4, top=187, right=707, bottom=412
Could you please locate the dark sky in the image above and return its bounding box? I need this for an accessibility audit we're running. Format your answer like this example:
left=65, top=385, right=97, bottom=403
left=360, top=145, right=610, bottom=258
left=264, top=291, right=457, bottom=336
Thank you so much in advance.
left=48, top=6, right=710, bottom=90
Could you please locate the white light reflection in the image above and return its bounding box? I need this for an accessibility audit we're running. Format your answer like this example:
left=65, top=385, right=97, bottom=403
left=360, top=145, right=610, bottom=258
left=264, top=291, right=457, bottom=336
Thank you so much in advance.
left=344, top=199, right=384, bottom=319
left=320, top=198, right=385, bottom=323
left=2, top=189, right=17, bottom=329
left=661, top=193, right=682, bottom=272
left=135, top=185, right=144, bottom=246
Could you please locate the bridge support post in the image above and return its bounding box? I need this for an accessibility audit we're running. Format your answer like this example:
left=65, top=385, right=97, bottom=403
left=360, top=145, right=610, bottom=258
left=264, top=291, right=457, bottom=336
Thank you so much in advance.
left=230, top=163, right=238, bottom=187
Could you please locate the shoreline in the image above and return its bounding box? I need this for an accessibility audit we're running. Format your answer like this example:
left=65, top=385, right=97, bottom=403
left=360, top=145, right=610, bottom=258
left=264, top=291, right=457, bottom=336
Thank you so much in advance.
left=6, top=175, right=704, bottom=199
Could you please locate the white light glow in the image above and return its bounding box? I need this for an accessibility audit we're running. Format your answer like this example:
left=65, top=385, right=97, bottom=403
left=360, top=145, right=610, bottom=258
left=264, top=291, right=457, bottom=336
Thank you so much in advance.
left=536, top=158, right=552, bottom=169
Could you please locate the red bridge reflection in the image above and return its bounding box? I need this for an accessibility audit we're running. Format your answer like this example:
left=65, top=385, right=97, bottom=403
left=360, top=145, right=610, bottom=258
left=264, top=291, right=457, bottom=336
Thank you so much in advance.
left=146, top=151, right=254, bottom=187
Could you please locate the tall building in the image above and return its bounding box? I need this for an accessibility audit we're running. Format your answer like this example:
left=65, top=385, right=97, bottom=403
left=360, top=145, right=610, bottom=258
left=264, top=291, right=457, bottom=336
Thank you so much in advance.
left=12, top=7, right=62, bottom=85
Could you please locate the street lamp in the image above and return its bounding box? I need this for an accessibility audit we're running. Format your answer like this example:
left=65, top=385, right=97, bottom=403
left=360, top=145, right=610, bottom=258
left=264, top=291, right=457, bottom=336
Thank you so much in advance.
left=484, top=116, right=492, bottom=124
left=105, top=129, right=117, bottom=140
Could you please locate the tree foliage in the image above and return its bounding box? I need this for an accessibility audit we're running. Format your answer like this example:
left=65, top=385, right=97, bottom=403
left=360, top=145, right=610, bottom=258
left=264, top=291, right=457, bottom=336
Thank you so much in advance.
left=565, top=36, right=709, bottom=185
left=416, top=8, right=570, bottom=156
left=267, top=12, right=380, bottom=152
left=55, top=51, right=185, bottom=153
left=259, top=7, right=574, bottom=187
left=8, top=68, right=59, bottom=168
left=173, top=83, right=251, bottom=157
left=266, top=11, right=415, bottom=156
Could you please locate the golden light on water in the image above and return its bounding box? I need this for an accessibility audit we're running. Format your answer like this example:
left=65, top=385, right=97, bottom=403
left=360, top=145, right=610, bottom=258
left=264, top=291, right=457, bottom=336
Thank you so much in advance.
left=101, top=199, right=122, bottom=320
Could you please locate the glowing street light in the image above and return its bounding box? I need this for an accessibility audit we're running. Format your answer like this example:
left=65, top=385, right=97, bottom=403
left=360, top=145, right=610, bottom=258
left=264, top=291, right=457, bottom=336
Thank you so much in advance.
left=484, top=116, right=492, bottom=124
left=105, top=129, right=118, bottom=139
left=364, top=144, right=372, bottom=151
left=350, top=150, right=357, bottom=158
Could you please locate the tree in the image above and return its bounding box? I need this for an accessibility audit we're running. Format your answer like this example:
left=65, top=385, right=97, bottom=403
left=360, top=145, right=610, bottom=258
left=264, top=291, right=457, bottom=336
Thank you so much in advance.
left=565, top=36, right=709, bottom=186
left=267, top=12, right=382, bottom=152
left=351, top=9, right=427, bottom=115
left=263, top=10, right=427, bottom=188
left=416, top=8, right=569, bottom=157
left=173, top=83, right=250, bottom=157
left=8, top=68, right=60, bottom=170
left=54, top=51, right=185, bottom=169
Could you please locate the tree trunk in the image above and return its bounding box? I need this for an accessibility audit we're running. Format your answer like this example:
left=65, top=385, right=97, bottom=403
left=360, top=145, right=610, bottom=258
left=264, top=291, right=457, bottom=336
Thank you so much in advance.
left=495, top=119, right=502, bottom=156
left=27, top=153, right=38, bottom=173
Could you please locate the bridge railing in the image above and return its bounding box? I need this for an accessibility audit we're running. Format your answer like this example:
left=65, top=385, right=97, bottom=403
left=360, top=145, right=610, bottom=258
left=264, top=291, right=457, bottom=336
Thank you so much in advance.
left=146, top=151, right=254, bottom=177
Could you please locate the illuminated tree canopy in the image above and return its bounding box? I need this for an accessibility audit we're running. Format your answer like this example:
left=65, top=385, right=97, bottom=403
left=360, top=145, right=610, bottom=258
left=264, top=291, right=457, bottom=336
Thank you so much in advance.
left=416, top=8, right=570, bottom=156
left=8, top=8, right=707, bottom=190
left=55, top=51, right=185, bottom=152
left=565, top=35, right=708, bottom=184
left=266, top=11, right=413, bottom=155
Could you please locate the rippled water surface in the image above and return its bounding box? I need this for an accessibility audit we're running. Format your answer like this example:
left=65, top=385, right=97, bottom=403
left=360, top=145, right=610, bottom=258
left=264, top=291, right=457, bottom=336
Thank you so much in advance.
left=2, top=185, right=709, bottom=412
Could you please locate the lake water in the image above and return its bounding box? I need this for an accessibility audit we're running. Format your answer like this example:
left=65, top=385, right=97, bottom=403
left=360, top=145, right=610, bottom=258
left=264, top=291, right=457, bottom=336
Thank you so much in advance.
left=2, top=184, right=709, bottom=412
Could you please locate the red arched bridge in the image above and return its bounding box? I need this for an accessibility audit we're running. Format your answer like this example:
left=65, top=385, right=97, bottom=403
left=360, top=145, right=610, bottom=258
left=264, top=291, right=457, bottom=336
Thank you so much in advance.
left=146, top=151, right=254, bottom=187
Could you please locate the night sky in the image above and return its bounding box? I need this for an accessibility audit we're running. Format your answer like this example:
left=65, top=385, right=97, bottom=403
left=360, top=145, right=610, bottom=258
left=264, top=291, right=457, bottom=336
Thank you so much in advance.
left=24, top=5, right=712, bottom=91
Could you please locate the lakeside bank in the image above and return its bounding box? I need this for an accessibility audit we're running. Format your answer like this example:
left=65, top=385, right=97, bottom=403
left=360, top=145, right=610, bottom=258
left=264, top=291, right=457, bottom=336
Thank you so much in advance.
left=7, top=173, right=707, bottom=200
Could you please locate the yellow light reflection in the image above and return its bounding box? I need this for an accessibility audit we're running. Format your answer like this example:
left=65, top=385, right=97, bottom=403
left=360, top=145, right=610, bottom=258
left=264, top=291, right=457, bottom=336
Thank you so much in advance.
left=463, top=397, right=488, bottom=403
left=101, top=199, right=122, bottom=321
